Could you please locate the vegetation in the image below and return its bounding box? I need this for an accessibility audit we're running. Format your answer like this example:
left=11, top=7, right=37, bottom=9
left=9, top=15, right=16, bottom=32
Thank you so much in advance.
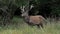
left=0, top=0, right=60, bottom=34
left=0, top=17, right=60, bottom=34
left=0, top=0, right=60, bottom=25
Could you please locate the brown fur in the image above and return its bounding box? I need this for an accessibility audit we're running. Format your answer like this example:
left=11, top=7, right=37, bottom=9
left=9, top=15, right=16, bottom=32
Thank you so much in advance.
left=29, top=16, right=43, bottom=24
left=25, top=15, right=47, bottom=28
left=21, top=5, right=47, bottom=28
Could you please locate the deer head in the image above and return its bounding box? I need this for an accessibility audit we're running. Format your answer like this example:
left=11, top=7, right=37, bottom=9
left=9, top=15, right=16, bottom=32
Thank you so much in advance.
left=20, top=5, right=34, bottom=17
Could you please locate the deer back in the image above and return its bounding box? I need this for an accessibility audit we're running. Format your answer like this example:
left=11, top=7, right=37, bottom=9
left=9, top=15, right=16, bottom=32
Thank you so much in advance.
left=28, top=16, right=43, bottom=24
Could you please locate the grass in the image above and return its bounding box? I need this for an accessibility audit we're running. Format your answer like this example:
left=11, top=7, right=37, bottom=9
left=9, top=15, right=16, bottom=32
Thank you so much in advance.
left=0, top=17, right=60, bottom=34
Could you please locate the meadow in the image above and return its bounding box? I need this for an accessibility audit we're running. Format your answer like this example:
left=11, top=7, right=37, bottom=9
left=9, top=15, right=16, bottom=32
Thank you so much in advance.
left=0, top=17, right=60, bottom=34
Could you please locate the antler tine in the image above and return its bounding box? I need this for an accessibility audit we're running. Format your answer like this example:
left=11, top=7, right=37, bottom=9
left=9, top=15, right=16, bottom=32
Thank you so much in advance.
left=30, top=4, right=34, bottom=10
left=20, top=5, right=26, bottom=13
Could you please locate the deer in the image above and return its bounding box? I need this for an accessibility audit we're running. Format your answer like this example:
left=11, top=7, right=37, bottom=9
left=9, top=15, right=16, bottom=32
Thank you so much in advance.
left=20, top=5, right=48, bottom=28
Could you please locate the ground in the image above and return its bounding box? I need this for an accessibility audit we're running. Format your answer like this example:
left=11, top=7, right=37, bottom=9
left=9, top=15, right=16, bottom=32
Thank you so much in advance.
left=0, top=17, right=60, bottom=34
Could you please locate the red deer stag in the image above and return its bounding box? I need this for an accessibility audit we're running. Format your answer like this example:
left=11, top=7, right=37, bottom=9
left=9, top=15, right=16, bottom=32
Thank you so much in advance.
left=21, top=5, right=48, bottom=28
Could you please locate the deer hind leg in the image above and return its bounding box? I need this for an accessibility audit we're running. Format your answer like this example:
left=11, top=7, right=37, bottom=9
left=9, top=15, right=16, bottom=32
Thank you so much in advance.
left=36, top=23, right=43, bottom=28
left=40, top=23, right=43, bottom=28
left=37, top=24, right=40, bottom=28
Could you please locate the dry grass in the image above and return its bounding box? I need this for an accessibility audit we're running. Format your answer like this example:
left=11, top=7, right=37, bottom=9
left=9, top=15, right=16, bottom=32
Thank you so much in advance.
left=0, top=17, right=60, bottom=34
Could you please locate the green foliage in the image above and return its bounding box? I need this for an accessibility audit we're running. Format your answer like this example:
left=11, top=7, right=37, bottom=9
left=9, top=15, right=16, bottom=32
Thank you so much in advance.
left=15, top=0, right=28, bottom=7
left=0, top=0, right=60, bottom=16
left=0, top=0, right=60, bottom=26
left=29, top=0, right=60, bottom=16
left=0, top=17, right=60, bottom=34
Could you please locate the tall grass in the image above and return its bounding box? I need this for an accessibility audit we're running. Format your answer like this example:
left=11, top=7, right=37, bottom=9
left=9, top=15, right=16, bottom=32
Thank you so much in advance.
left=0, top=17, right=60, bottom=34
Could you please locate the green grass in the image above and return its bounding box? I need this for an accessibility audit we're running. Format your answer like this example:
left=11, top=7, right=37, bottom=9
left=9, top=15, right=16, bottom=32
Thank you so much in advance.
left=0, top=17, right=60, bottom=34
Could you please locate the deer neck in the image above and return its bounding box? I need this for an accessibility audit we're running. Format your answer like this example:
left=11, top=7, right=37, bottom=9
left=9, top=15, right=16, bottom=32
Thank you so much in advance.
left=24, top=15, right=30, bottom=22
left=25, top=15, right=30, bottom=19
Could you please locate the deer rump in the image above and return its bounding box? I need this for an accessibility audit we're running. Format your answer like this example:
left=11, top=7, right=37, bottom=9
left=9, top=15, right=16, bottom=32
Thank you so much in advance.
left=24, top=15, right=46, bottom=28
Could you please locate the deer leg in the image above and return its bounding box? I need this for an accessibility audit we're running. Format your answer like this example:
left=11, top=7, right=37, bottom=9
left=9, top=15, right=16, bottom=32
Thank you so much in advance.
left=27, top=22, right=34, bottom=27
left=37, top=24, right=40, bottom=28
left=40, top=23, right=43, bottom=28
